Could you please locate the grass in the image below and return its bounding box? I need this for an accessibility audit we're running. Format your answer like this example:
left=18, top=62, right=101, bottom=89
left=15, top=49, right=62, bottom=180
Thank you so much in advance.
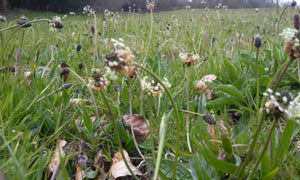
left=1, top=6, right=300, bottom=179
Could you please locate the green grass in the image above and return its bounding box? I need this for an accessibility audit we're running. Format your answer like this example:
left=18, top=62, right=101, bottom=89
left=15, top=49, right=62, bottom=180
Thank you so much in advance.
left=1, top=7, right=300, bottom=179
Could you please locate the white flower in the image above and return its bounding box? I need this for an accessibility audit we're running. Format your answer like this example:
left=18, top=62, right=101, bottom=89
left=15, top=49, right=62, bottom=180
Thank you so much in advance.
left=83, top=5, right=95, bottom=15
left=104, top=67, right=118, bottom=80
left=69, top=12, right=76, bottom=15
left=63, top=15, right=67, bottom=19
left=288, top=93, right=300, bottom=119
left=0, top=15, right=6, bottom=22
left=279, top=28, right=299, bottom=41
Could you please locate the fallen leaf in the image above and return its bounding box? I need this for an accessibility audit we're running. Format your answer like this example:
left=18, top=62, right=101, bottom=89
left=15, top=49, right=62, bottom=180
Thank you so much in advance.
left=75, top=165, right=84, bottom=180
left=94, top=149, right=109, bottom=179
left=109, top=150, right=143, bottom=179
left=48, top=140, right=67, bottom=177
left=122, top=114, right=150, bottom=142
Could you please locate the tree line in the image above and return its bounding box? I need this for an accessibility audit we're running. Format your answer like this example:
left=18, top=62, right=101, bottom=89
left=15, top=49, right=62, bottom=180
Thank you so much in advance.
left=0, top=0, right=276, bottom=13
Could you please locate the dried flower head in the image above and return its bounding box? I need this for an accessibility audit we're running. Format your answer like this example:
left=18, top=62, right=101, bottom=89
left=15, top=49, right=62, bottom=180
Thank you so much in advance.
left=141, top=76, right=171, bottom=97
left=104, top=39, right=139, bottom=79
left=280, top=28, right=300, bottom=58
left=49, top=16, right=63, bottom=31
left=83, top=5, right=95, bottom=15
left=201, top=1, right=207, bottom=5
left=0, top=15, right=6, bottom=22
left=197, top=74, right=217, bottom=99
left=179, top=53, right=199, bottom=66
left=146, top=1, right=155, bottom=10
left=87, top=69, right=109, bottom=92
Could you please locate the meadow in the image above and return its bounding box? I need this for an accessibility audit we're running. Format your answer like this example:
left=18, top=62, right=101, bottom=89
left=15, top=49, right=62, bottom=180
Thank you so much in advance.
left=0, top=5, right=300, bottom=179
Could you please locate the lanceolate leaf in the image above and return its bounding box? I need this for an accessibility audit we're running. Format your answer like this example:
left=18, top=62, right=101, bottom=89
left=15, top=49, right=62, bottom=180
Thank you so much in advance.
left=261, top=151, right=271, bottom=178
left=189, top=156, right=211, bottom=180
left=262, top=167, right=279, bottom=180
left=215, top=84, right=244, bottom=100
left=202, top=144, right=240, bottom=174
left=275, top=120, right=297, bottom=165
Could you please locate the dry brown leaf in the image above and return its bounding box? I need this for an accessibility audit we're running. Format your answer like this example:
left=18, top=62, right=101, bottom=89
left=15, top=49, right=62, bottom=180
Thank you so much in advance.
left=122, top=114, right=150, bottom=142
left=75, top=165, right=84, bottom=180
left=48, top=140, right=67, bottom=177
left=93, top=149, right=108, bottom=179
left=109, top=150, right=143, bottom=179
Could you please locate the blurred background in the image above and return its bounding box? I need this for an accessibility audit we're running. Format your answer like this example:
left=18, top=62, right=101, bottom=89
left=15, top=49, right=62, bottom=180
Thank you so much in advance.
left=0, top=0, right=295, bottom=13
left=0, top=0, right=300, bottom=13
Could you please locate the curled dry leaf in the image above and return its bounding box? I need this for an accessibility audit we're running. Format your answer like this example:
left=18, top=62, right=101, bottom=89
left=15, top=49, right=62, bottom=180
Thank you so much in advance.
left=76, top=165, right=84, bottom=180
left=122, top=114, right=150, bottom=142
left=48, top=140, right=67, bottom=177
left=109, top=150, right=143, bottom=179
left=94, top=149, right=108, bottom=179
left=196, top=74, right=217, bottom=99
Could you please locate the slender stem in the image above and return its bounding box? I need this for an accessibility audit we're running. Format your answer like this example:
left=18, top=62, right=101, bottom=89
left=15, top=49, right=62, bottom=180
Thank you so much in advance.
left=248, top=118, right=280, bottom=179
left=139, top=76, right=144, bottom=115
left=142, top=9, right=153, bottom=64
left=272, top=58, right=294, bottom=91
left=298, top=59, right=300, bottom=81
left=255, top=48, right=260, bottom=113
left=277, top=6, right=288, bottom=34
left=1, top=19, right=50, bottom=62
left=234, top=57, right=293, bottom=178
left=0, top=19, right=50, bottom=32
left=100, top=90, right=139, bottom=180
left=186, top=67, right=192, bottom=152
left=180, top=109, right=204, bottom=116
left=93, top=13, right=98, bottom=65
left=128, top=79, right=146, bottom=161
left=133, top=63, right=181, bottom=180
left=149, top=96, right=156, bottom=164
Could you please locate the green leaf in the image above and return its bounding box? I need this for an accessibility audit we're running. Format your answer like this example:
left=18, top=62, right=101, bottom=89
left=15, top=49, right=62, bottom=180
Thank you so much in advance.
left=82, top=106, right=93, bottom=133
left=262, top=167, right=279, bottom=180
left=275, top=120, right=297, bottom=164
left=198, top=92, right=207, bottom=114
left=215, top=84, right=244, bottom=100
left=189, top=156, right=211, bottom=180
left=234, top=132, right=250, bottom=152
left=154, top=111, right=173, bottom=180
left=261, top=151, right=271, bottom=178
left=221, top=133, right=233, bottom=156
left=208, top=97, right=242, bottom=108
left=202, top=143, right=240, bottom=174
left=86, top=170, right=98, bottom=178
